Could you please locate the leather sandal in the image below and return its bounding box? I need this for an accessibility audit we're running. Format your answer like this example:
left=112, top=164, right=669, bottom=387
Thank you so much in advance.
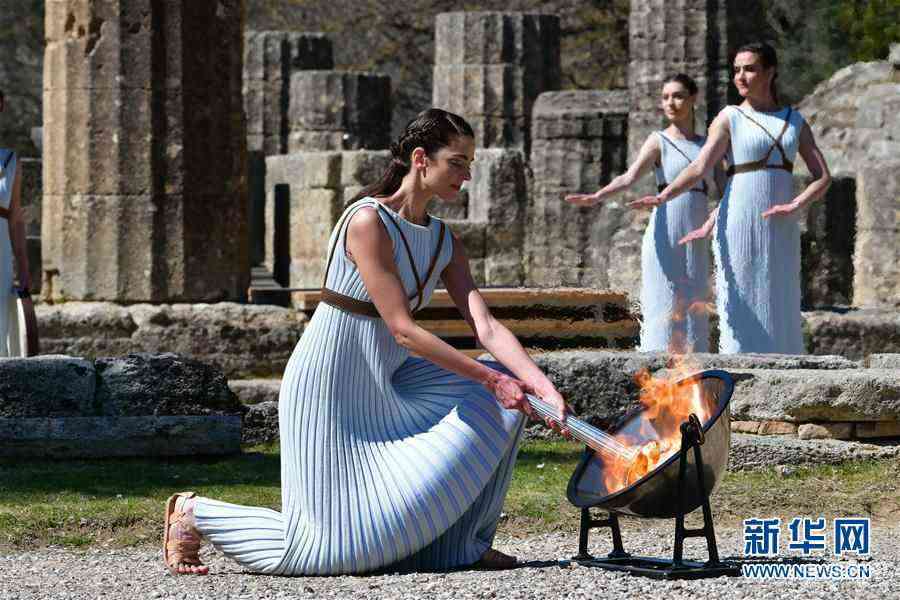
left=475, top=547, right=518, bottom=569
left=163, top=491, right=206, bottom=575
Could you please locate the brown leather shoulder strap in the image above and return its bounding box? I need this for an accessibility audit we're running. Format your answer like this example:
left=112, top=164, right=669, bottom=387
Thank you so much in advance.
left=658, top=132, right=695, bottom=164
left=321, top=201, right=372, bottom=289
left=413, top=221, right=447, bottom=311
left=377, top=207, right=423, bottom=308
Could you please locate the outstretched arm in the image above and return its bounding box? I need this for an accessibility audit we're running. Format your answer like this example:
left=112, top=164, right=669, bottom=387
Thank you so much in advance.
left=7, top=161, right=29, bottom=291
left=628, top=111, right=732, bottom=210
left=441, top=232, right=570, bottom=424
left=565, top=134, right=660, bottom=206
left=761, top=122, right=832, bottom=218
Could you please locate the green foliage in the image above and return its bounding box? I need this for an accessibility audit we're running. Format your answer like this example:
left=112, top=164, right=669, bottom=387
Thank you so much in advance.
left=835, top=0, right=900, bottom=62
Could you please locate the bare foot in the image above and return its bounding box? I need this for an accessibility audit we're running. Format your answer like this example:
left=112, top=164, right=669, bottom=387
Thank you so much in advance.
left=163, top=493, right=209, bottom=575
left=476, top=547, right=517, bottom=569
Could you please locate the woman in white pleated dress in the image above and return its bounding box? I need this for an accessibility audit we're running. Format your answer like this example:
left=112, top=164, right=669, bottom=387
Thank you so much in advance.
left=566, top=74, right=722, bottom=353
left=161, top=109, right=571, bottom=576
left=631, top=42, right=833, bottom=354
left=0, top=89, right=31, bottom=356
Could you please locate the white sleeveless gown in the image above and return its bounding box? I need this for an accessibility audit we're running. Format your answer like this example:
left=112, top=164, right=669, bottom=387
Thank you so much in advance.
left=714, top=106, right=806, bottom=354
left=0, top=149, right=17, bottom=357
left=193, top=198, right=526, bottom=574
left=639, top=132, right=710, bottom=353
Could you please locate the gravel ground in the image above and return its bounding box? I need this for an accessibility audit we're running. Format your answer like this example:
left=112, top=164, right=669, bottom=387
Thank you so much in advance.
left=2, top=523, right=895, bottom=600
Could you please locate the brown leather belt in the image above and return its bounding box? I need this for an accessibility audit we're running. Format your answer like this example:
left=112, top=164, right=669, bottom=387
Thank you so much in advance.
left=0, top=206, right=8, bottom=219
left=657, top=182, right=708, bottom=195
left=319, top=201, right=448, bottom=319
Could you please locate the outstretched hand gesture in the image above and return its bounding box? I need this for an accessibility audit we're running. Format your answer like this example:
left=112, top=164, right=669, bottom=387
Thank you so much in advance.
left=627, top=195, right=664, bottom=210
left=761, top=201, right=802, bottom=218
left=564, top=192, right=602, bottom=207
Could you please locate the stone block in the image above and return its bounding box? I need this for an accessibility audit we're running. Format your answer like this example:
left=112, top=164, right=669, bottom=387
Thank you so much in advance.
left=340, top=150, right=393, bottom=187
left=242, top=401, right=280, bottom=445
left=868, top=354, right=900, bottom=369
left=36, top=302, right=306, bottom=379
left=0, top=356, right=95, bottom=418
left=758, top=421, right=798, bottom=436
left=532, top=90, right=629, bottom=140
left=94, top=353, right=243, bottom=417
left=731, top=421, right=760, bottom=434
left=19, top=158, right=42, bottom=238
left=433, top=64, right=525, bottom=118
left=244, top=31, right=333, bottom=83
left=855, top=421, right=900, bottom=438
left=0, top=415, right=241, bottom=458
left=288, top=71, right=391, bottom=151
left=230, top=379, right=282, bottom=406
left=853, top=228, right=900, bottom=308
left=289, top=188, right=344, bottom=288
left=266, top=152, right=343, bottom=190
left=729, top=368, right=900, bottom=423
left=804, top=309, right=900, bottom=359
left=855, top=163, right=900, bottom=231
left=463, top=115, right=527, bottom=149
left=434, top=12, right=560, bottom=75
left=797, top=422, right=854, bottom=440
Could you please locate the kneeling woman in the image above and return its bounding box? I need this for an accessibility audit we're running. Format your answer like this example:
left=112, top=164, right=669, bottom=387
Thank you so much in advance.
left=163, top=108, right=570, bottom=576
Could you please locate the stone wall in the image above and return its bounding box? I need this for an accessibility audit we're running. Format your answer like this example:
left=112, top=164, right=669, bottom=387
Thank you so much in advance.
left=797, top=45, right=900, bottom=309
left=42, top=0, right=249, bottom=303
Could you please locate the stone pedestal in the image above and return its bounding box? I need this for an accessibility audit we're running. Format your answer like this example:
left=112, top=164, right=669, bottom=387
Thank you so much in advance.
left=854, top=164, right=900, bottom=308
left=432, top=12, right=560, bottom=151
left=526, top=90, right=629, bottom=288
left=288, top=71, right=391, bottom=152
left=42, top=0, right=249, bottom=302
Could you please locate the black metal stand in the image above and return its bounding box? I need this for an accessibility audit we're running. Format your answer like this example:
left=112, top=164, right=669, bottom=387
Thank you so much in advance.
left=572, top=415, right=741, bottom=579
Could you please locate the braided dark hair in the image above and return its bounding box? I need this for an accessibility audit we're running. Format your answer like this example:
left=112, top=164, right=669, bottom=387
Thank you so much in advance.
left=350, top=108, right=474, bottom=204
left=735, top=41, right=779, bottom=103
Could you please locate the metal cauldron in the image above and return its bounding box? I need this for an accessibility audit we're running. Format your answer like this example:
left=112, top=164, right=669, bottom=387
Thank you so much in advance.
left=561, top=369, right=734, bottom=519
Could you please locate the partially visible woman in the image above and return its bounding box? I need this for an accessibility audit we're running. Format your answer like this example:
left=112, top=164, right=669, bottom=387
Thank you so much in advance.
left=0, top=89, right=31, bottom=356
left=566, top=74, right=723, bottom=353
left=629, top=42, right=832, bottom=354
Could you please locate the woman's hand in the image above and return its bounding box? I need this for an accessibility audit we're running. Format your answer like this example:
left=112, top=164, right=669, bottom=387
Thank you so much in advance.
left=484, top=371, right=536, bottom=418
left=532, top=385, right=574, bottom=439
left=564, top=191, right=602, bottom=207
left=627, top=195, right=665, bottom=210
left=761, top=200, right=803, bottom=218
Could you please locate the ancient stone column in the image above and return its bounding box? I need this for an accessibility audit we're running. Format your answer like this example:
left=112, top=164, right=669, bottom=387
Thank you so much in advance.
left=527, top=90, right=629, bottom=288
left=433, top=12, right=561, bottom=152
left=243, top=31, right=333, bottom=266
left=287, top=71, right=391, bottom=152
left=628, top=0, right=735, bottom=188
left=244, top=31, right=334, bottom=156
left=42, top=0, right=248, bottom=302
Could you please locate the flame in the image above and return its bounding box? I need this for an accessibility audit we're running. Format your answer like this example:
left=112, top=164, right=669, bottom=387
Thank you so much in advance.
left=597, top=315, right=713, bottom=494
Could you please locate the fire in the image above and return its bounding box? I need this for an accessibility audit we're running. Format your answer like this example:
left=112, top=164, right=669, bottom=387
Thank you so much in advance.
left=598, top=354, right=713, bottom=494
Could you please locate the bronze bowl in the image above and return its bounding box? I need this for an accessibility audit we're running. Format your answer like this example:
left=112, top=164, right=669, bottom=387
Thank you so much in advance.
left=565, top=369, right=734, bottom=519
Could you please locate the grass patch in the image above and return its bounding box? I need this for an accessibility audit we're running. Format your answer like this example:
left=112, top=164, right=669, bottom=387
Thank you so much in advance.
left=1, top=441, right=897, bottom=550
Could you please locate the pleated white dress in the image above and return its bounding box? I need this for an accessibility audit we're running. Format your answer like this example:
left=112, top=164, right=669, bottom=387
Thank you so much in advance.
left=194, top=198, right=526, bottom=575
left=639, top=133, right=710, bottom=353
left=0, top=149, right=17, bottom=357
left=714, top=106, right=806, bottom=354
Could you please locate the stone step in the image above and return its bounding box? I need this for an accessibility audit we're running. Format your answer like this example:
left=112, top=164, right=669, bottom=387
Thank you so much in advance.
left=0, top=416, right=241, bottom=458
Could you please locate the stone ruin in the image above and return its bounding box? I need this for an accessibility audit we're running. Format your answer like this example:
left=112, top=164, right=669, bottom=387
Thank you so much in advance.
left=3, top=2, right=900, bottom=458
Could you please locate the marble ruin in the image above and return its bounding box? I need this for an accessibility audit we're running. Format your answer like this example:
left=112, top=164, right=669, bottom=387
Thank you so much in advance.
left=41, top=0, right=248, bottom=303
